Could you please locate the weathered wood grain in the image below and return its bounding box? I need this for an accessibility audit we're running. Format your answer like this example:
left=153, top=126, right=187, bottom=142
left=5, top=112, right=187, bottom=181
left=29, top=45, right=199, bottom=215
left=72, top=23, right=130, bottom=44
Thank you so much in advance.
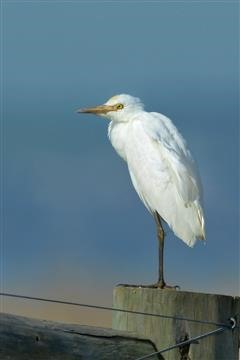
left=0, top=312, right=160, bottom=360
left=112, top=286, right=240, bottom=360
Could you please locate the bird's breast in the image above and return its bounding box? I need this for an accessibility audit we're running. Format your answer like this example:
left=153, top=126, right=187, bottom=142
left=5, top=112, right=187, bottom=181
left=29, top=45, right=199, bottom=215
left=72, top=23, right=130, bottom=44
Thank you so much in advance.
left=108, top=121, right=129, bottom=162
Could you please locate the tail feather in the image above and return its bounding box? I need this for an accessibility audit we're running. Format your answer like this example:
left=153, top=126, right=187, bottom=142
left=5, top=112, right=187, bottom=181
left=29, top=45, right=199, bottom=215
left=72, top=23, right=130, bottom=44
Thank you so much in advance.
left=168, top=200, right=206, bottom=248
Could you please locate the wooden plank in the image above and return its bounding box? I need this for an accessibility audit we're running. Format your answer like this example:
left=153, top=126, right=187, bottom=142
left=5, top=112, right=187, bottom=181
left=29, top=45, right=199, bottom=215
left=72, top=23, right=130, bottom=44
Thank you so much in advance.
left=112, top=286, right=240, bottom=360
left=0, top=312, right=160, bottom=360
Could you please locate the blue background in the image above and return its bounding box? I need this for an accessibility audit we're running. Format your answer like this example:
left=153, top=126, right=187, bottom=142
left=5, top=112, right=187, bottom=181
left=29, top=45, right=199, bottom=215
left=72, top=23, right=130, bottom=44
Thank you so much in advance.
left=1, top=1, right=239, bottom=326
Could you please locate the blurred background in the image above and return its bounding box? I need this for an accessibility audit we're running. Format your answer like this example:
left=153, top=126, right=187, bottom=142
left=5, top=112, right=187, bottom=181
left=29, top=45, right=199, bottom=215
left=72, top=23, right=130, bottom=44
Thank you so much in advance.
left=1, top=1, right=239, bottom=327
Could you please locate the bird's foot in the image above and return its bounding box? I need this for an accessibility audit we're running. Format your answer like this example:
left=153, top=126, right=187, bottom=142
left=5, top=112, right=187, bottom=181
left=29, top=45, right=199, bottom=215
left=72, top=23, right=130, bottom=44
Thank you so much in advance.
left=149, top=281, right=180, bottom=290
left=117, top=282, right=180, bottom=290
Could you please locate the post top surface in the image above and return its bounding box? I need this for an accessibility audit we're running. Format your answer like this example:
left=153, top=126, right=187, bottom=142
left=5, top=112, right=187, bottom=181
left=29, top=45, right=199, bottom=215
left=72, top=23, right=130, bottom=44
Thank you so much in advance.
left=114, top=284, right=239, bottom=301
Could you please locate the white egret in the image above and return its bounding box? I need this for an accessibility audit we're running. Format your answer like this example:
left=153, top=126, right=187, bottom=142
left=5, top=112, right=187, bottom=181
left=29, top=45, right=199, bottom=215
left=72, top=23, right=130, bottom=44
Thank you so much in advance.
left=77, top=94, right=205, bottom=288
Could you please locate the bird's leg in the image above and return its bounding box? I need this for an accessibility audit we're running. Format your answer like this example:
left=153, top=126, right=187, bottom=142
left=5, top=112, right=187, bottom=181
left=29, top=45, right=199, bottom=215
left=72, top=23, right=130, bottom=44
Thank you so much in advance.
left=150, top=212, right=179, bottom=290
left=154, top=212, right=166, bottom=288
left=117, top=212, right=179, bottom=290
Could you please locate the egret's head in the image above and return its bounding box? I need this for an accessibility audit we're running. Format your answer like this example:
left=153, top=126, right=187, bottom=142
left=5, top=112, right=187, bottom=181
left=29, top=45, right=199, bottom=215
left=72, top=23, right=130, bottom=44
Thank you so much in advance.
left=77, top=94, right=144, bottom=121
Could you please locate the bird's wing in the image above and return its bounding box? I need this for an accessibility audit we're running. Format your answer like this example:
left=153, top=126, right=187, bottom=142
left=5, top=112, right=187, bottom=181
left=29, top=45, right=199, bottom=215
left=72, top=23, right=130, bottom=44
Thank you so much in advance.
left=142, top=112, right=202, bottom=205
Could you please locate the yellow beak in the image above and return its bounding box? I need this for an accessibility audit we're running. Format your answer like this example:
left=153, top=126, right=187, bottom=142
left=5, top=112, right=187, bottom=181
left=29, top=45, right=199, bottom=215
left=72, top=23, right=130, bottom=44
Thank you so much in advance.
left=76, top=104, right=115, bottom=115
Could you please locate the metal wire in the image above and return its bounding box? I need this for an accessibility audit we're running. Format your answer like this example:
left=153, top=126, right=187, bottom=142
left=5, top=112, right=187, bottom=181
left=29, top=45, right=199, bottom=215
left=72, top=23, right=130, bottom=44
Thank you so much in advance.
left=0, top=292, right=231, bottom=328
left=135, top=327, right=226, bottom=360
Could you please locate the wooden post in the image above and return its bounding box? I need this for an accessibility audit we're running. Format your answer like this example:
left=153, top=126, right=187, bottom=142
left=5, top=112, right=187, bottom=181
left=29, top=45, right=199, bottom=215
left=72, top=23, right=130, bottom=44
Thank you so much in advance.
left=112, top=286, right=240, bottom=360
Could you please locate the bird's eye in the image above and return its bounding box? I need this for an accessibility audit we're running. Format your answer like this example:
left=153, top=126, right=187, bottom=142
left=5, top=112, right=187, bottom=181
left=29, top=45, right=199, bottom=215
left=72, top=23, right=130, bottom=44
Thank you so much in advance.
left=116, top=103, right=124, bottom=110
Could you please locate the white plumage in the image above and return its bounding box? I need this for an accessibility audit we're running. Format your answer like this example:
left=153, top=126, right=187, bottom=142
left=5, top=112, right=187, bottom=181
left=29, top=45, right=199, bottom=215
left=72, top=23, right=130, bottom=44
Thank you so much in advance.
left=106, top=95, right=205, bottom=247
left=78, top=94, right=205, bottom=286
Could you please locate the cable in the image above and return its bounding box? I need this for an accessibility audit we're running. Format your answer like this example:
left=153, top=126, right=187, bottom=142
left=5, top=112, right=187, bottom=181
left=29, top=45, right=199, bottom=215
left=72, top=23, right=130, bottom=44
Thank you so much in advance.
left=0, top=292, right=231, bottom=328
left=135, top=327, right=226, bottom=360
